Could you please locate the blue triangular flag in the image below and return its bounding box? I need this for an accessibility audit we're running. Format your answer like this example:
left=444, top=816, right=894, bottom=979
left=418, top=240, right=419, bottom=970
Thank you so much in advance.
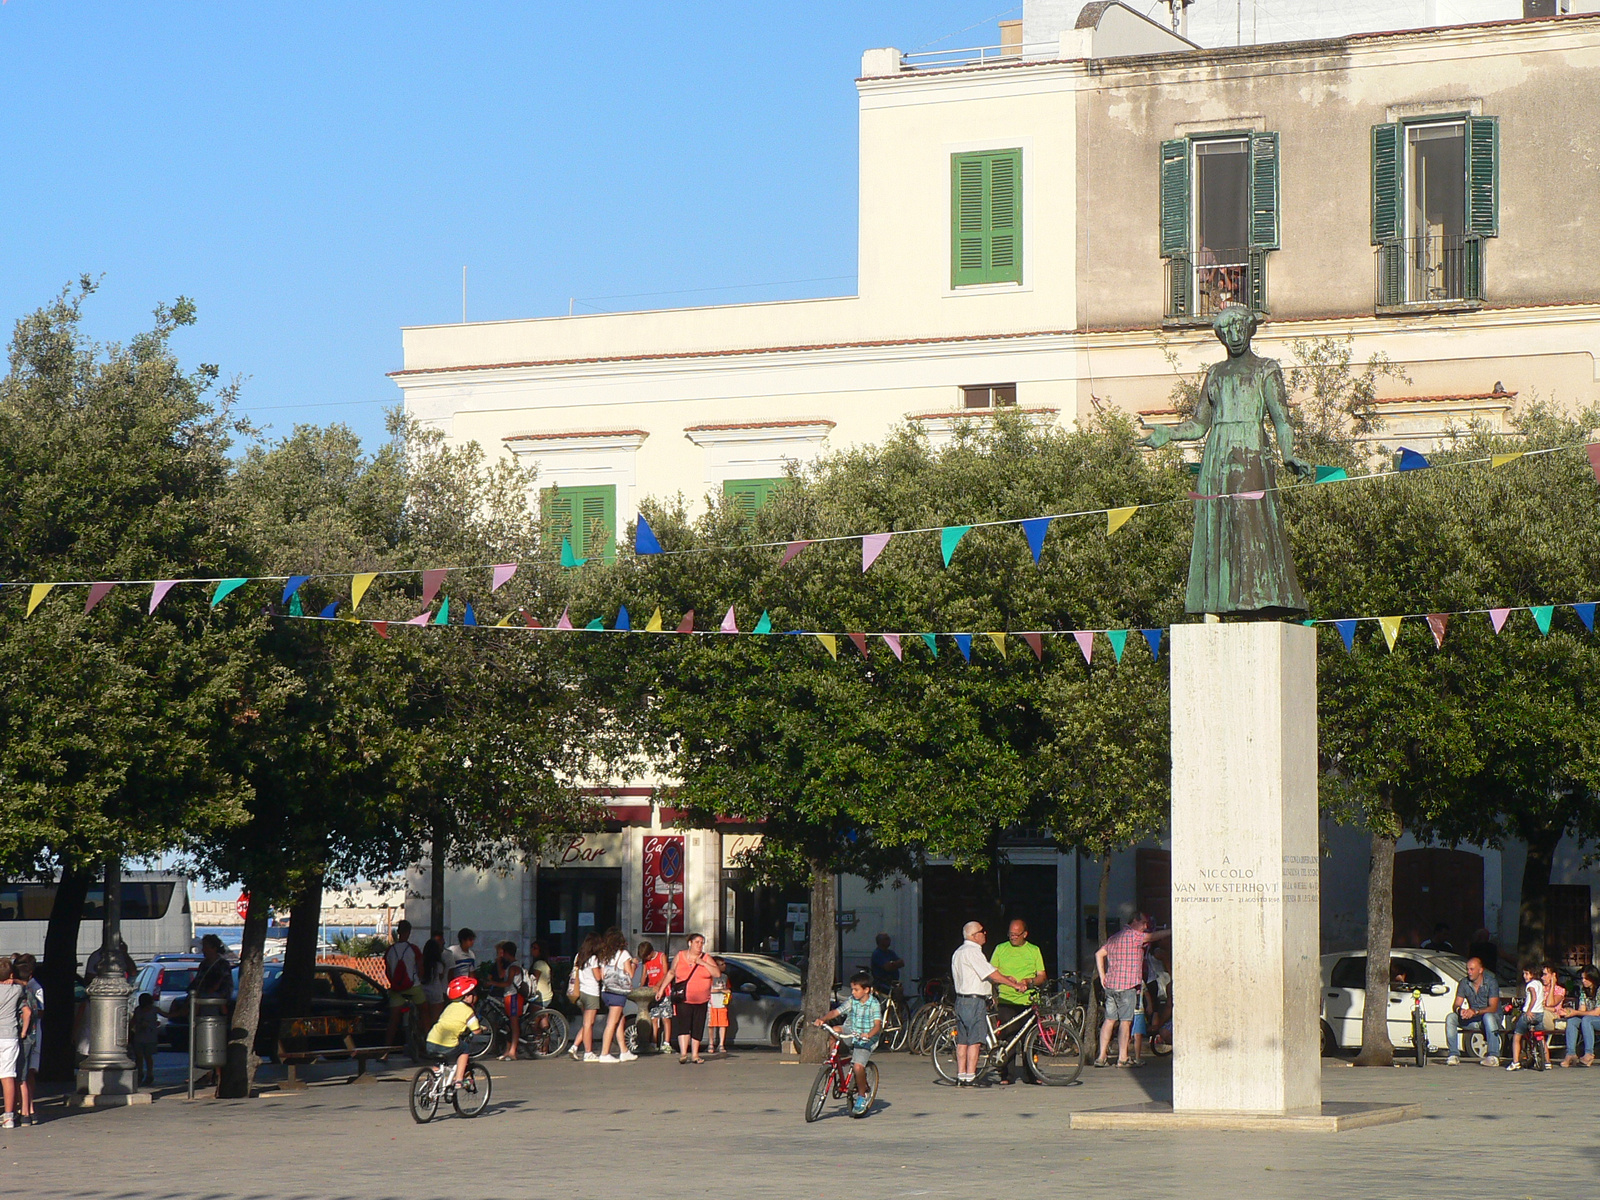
left=615, top=605, right=631, bottom=631
left=1335, top=619, right=1357, bottom=651
left=1142, top=628, right=1163, bottom=661
left=635, top=516, right=663, bottom=555
left=282, top=575, right=312, bottom=604
left=921, top=633, right=938, bottom=657
left=1396, top=447, right=1430, bottom=471
left=953, top=633, right=972, bottom=661
left=318, top=602, right=339, bottom=619
left=1575, top=603, right=1596, bottom=632
left=1021, top=518, right=1052, bottom=564
left=463, top=603, right=478, bottom=627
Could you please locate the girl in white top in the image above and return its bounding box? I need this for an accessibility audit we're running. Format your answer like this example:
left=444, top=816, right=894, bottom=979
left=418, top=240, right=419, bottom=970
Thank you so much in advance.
left=1507, top=964, right=1545, bottom=1070
left=595, top=928, right=638, bottom=1063
left=573, top=933, right=604, bottom=1061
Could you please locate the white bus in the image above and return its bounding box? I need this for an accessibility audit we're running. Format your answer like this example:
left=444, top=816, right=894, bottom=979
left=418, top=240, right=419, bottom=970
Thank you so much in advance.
left=0, top=872, right=194, bottom=965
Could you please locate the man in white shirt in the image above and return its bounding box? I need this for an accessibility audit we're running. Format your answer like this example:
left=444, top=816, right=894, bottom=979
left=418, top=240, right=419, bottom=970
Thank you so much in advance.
left=950, top=921, right=1029, bottom=1087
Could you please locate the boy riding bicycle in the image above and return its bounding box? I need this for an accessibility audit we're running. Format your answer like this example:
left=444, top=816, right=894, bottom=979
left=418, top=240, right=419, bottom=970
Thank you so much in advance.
left=814, top=970, right=883, bottom=1114
left=426, top=976, right=482, bottom=1091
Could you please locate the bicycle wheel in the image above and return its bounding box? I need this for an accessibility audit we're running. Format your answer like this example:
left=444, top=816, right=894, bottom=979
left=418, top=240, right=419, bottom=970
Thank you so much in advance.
left=464, top=1006, right=501, bottom=1061
left=903, top=1006, right=931, bottom=1056
left=522, top=1008, right=570, bottom=1058
left=409, top=1069, right=440, bottom=1124
left=1412, top=1010, right=1428, bottom=1069
left=451, top=1063, right=492, bottom=1117
left=804, top=1064, right=833, bottom=1123
left=883, top=999, right=908, bottom=1052
left=1024, top=1014, right=1083, bottom=1086
left=931, top=1020, right=962, bottom=1084
left=847, top=1061, right=880, bottom=1117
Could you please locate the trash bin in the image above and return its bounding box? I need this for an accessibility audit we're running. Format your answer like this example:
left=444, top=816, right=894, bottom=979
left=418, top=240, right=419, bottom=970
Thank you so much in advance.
left=192, top=997, right=229, bottom=1070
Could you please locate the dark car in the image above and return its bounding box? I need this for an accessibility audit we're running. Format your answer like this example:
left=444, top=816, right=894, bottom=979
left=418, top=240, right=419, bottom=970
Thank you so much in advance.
left=164, top=962, right=389, bottom=1055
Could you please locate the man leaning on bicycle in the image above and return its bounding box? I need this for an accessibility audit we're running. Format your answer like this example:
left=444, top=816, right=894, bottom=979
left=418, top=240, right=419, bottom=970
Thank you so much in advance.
left=815, top=970, right=883, bottom=1115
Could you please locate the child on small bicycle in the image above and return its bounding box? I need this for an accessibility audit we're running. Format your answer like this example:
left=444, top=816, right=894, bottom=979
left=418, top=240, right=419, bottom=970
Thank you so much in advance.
left=814, top=970, right=882, bottom=1114
left=426, top=976, right=482, bottom=1089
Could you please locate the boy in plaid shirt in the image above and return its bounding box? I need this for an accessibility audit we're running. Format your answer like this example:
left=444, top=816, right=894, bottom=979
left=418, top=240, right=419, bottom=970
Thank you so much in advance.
left=815, top=970, right=883, bottom=1114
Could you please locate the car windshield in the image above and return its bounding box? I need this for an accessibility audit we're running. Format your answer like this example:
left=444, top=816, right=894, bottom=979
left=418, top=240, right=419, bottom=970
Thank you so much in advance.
left=728, top=955, right=802, bottom=988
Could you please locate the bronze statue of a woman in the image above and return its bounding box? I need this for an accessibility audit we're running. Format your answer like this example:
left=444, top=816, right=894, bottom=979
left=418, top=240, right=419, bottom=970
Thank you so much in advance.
left=1140, top=305, right=1309, bottom=617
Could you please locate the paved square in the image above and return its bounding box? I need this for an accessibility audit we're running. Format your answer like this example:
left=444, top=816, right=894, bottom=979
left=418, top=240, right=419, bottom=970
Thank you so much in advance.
left=5, top=1051, right=1583, bottom=1197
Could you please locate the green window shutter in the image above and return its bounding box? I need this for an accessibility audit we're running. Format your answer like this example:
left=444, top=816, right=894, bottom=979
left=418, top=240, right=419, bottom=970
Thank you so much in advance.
left=1247, top=132, right=1280, bottom=251
left=1248, top=248, right=1269, bottom=314
left=1371, top=123, right=1403, bottom=246
left=1158, top=139, right=1190, bottom=258
left=1166, top=252, right=1192, bottom=320
left=1462, top=236, right=1484, bottom=300
left=950, top=150, right=1023, bottom=287
left=543, top=484, right=615, bottom=562
left=723, top=477, right=785, bottom=526
left=1465, top=116, right=1499, bottom=238
left=1376, top=241, right=1404, bottom=307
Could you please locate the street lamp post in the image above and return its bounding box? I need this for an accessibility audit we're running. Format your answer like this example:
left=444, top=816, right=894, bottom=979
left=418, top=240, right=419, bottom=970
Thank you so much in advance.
left=76, top=858, right=142, bottom=1104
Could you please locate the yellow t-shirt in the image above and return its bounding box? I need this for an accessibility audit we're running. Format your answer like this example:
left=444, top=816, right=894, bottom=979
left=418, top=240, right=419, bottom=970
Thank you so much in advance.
left=426, top=1000, right=480, bottom=1048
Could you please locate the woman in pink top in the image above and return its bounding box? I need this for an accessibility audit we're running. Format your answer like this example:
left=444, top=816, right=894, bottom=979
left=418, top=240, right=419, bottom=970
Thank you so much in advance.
left=660, top=932, right=715, bottom=1064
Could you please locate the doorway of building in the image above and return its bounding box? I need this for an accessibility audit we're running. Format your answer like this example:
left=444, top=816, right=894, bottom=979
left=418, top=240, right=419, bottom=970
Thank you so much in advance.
left=1547, top=884, right=1593, bottom=968
left=920, top=864, right=1058, bottom=984
left=536, top=868, right=621, bottom=961
left=723, top=876, right=811, bottom=958
left=1392, top=848, right=1483, bottom=952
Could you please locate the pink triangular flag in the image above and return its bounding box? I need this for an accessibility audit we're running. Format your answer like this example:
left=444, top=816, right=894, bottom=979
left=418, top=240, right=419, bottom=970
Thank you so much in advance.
left=779, top=540, right=812, bottom=567
left=1235, top=490, right=1266, bottom=500
left=881, top=633, right=903, bottom=660
left=675, top=611, right=695, bottom=634
left=491, top=564, right=517, bottom=592
left=1022, top=632, right=1043, bottom=660
left=861, top=533, right=891, bottom=572
left=1587, top=443, right=1600, bottom=482
left=1427, top=613, right=1448, bottom=648
left=149, top=581, right=178, bottom=613
left=406, top=610, right=431, bottom=625
left=1489, top=607, right=1511, bottom=633
left=1073, top=631, right=1095, bottom=664
left=720, top=607, right=738, bottom=633
left=85, top=581, right=116, bottom=614
left=846, top=631, right=868, bottom=657
left=555, top=607, right=573, bottom=630
left=421, top=569, right=448, bottom=605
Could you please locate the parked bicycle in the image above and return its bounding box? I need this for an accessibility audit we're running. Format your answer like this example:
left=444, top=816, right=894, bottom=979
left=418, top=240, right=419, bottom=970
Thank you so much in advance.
left=930, top=990, right=1082, bottom=1086
left=408, top=1054, right=492, bottom=1123
left=904, top=978, right=950, bottom=1057
left=803, top=1026, right=879, bottom=1122
left=464, top=992, right=571, bottom=1061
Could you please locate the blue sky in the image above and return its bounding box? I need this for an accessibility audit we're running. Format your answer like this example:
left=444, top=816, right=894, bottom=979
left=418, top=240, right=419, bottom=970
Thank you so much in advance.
left=1, top=1, right=1015, bottom=448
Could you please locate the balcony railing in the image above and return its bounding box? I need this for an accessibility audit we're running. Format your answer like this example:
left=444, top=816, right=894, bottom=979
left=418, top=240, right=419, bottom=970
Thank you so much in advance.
left=1164, top=250, right=1264, bottom=323
left=1376, top=234, right=1483, bottom=308
left=899, top=42, right=1058, bottom=70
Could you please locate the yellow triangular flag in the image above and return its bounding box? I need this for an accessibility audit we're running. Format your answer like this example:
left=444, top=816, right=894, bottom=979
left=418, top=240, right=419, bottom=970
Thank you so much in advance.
left=645, top=607, right=663, bottom=632
left=26, top=583, right=54, bottom=617
left=1107, top=506, right=1138, bottom=535
left=815, top=633, right=838, bottom=659
left=1379, top=615, right=1403, bottom=651
left=1490, top=452, right=1524, bottom=469
left=495, top=613, right=513, bottom=627
left=986, top=631, right=1007, bottom=658
left=351, top=572, right=378, bottom=610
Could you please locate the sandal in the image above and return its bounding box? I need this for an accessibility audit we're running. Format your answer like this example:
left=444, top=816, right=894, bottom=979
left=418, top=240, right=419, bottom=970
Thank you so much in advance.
left=692, top=1056, right=705, bottom=1064
left=1092, top=1058, right=1110, bottom=1068
left=678, top=1054, right=689, bottom=1064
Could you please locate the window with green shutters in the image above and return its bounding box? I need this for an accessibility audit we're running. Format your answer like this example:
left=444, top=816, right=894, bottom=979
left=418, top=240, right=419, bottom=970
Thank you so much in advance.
left=1371, top=115, right=1497, bottom=307
left=1158, top=132, right=1279, bottom=322
left=951, top=149, right=1023, bottom=287
left=723, top=477, right=786, bottom=526
left=542, top=484, right=616, bottom=562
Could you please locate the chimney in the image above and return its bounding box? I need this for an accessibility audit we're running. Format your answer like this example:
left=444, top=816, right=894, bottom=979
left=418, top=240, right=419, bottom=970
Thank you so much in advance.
left=1000, top=18, right=1024, bottom=54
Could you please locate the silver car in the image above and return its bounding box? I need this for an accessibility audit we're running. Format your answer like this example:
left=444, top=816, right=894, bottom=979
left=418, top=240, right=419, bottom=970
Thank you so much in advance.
left=719, top=953, right=807, bottom=1049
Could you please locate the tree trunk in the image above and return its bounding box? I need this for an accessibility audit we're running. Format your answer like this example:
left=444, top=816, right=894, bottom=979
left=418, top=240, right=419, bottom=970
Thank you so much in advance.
left=430, top=815, right=447, bottom=941
left=278, top=868, right=324, bottom=1019
left=218, top=890, right=270, bottom=1098
left=1517, top=826, right=1563, bottom=966
left=1097, top=855, right=1112, bottom=946
left=1354, top=830, right=1397, bottom=1067
left=39, top=864, right=91, bottom=1083
left=797, top=863, right=837, bottom=1064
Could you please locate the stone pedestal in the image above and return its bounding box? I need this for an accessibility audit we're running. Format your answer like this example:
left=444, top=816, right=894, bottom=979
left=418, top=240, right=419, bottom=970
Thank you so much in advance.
left=1168, top=622, right=1320, bottom=1114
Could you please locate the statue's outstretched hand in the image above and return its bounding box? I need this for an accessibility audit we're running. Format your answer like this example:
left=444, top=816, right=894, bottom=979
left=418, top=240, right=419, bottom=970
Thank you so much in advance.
left=1284, top=456, right=1313, bottom=480
left=1139, top=426, right=1173, bottom=451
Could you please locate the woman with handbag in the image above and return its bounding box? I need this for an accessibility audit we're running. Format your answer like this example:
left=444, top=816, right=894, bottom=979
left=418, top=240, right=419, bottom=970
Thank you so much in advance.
left=595, top=927, right=638, bottom=1063
left=661, top=932, right=715, bottom=1064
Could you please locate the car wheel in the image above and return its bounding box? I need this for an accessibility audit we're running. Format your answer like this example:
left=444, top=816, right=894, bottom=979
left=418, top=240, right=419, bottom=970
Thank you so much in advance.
left=1467, top=1030, right=1489, bottom=1060
left=774, top=1015, right=801, bottom=1054
left=1321, top=1021, right=1338, bottom=1057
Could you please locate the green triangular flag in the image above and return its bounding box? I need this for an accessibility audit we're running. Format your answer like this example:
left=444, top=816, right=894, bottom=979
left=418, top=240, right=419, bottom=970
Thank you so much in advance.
left=940, top=525, right=971, bottom=567
left=433, top=597, right=450, bottom=625
left=1314, top=465, right=1348, bottom=483
left=752, top=610, right=772, bottom=635
left=288, top=592, right=303, bottom=617
left=1531, top=605, right=1555, bottom=635
left=560, top=537, right=588, bottom=569
left=585, top=617, right=604, bottom=630
left=210, top=577, right=249, bottom=607
left=1107, top=629, right=1129, bottom=662
left=921, top=633, right=938, bottom=657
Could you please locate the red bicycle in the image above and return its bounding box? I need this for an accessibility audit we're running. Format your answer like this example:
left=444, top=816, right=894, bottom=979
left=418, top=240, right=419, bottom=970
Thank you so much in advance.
left=803, top=1026, right=879, bottom=1122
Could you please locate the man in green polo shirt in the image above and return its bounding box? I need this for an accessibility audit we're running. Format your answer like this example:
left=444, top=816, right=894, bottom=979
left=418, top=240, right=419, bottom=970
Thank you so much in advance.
left=989, top=918, right=1047, bottom=1085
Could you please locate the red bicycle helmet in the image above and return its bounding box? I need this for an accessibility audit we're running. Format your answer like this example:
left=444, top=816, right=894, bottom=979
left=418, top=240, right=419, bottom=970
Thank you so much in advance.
left=446, top=976, right=478, bottom=1001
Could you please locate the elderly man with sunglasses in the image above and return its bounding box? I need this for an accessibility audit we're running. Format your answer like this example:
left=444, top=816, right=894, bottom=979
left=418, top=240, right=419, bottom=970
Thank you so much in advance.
left=950, top=921, right=1030, bottom=1088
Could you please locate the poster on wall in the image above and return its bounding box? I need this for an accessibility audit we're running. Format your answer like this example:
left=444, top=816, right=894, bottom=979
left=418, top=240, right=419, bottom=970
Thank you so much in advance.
left=642, top=835, right=686, bottom=936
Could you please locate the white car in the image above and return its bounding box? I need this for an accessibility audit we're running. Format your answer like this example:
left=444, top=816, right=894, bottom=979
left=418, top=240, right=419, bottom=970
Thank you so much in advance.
left=1320, top=948, right=1512, bottom=1057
